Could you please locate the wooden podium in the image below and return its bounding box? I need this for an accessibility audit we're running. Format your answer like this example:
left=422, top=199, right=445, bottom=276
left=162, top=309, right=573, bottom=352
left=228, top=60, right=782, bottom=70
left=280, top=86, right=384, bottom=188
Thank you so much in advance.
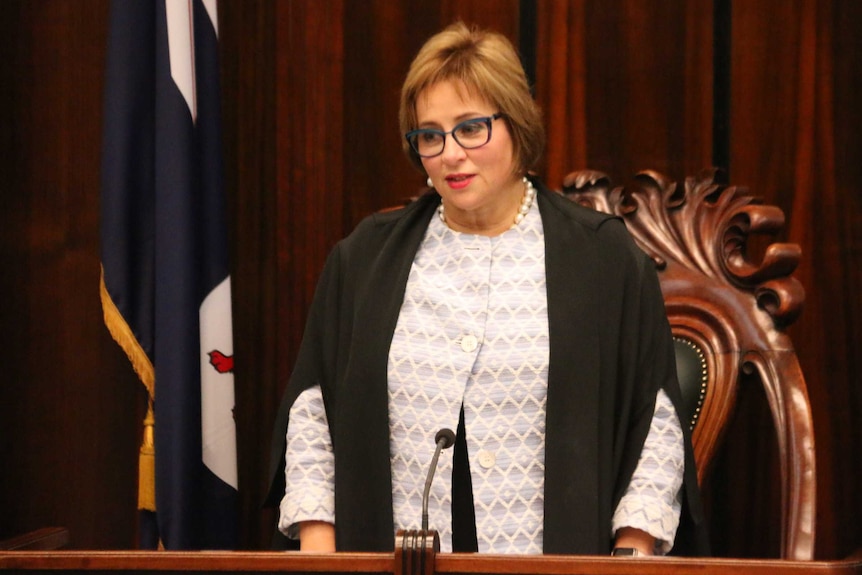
left=2, top=529, right=861, bottom=575
left=2, top=528, right=860, bottom=574
left=2, top=549, right=862, bottom=575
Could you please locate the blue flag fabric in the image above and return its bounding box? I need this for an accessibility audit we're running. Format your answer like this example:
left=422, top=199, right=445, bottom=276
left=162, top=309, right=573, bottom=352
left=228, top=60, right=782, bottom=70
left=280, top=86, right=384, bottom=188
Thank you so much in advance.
left=100, top=0, right=238, bottom=550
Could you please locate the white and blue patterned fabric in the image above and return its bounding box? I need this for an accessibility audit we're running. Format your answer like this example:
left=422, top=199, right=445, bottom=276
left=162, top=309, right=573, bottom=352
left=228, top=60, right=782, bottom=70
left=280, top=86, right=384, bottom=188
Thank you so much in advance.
left=387, top=199, right=549, bottom=554
left=280, top=197, right=683, bottom=553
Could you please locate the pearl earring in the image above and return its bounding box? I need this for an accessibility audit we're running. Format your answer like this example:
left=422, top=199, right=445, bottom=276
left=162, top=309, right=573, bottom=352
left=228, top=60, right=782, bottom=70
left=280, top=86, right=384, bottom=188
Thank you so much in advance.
left=427, top=177, right=434, bottom=188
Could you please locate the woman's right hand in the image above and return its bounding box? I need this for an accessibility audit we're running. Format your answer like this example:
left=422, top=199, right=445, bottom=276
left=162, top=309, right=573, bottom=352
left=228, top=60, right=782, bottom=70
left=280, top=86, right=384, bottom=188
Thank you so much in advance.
left=298, top=521, right=336, bottom=552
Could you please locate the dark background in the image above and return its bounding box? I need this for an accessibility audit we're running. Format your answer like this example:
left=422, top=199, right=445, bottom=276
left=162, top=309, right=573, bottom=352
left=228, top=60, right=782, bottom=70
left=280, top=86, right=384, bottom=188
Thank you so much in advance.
left=1, top=0, right=859, bottom=559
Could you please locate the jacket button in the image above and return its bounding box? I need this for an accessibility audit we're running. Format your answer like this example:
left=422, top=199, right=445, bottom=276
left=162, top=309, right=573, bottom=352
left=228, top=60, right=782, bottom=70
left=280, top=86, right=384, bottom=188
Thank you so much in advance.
left=460, top=334, right=478, bottom=352
left=477, top=450, right=496, bottom=468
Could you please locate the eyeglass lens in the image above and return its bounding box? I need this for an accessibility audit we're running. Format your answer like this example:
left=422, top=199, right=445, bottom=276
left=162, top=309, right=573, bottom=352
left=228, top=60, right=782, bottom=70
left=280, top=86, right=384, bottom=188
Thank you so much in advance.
left=407, top=116, right=495, bottom=158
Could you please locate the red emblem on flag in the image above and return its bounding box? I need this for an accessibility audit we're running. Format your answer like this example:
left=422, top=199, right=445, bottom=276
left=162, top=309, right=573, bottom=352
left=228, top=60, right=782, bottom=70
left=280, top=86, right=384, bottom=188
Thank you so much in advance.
left=208, top=350, right=234, bottom=374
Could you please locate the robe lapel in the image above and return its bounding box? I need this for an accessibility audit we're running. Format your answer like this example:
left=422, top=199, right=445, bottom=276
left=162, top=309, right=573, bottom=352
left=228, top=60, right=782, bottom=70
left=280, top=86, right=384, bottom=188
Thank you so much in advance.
left=538, top=187, right=606, bottom=554
left=333, top=194, right=439, bottom=550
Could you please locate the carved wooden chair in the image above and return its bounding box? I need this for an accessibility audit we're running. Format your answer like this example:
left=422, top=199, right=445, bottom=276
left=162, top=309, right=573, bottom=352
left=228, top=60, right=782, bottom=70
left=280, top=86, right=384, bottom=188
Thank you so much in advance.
left=561, top=168, right=816, bottom=560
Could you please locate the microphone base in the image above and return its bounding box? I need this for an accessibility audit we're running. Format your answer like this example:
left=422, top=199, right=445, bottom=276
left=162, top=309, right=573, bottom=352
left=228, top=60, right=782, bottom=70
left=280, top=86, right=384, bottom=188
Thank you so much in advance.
left=395, top=529, right=439, bottom=575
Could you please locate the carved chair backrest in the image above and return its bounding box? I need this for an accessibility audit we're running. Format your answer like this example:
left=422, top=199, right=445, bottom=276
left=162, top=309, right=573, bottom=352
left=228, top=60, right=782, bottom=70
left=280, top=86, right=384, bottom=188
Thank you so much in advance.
left=561, top=169, right=816, bottom=560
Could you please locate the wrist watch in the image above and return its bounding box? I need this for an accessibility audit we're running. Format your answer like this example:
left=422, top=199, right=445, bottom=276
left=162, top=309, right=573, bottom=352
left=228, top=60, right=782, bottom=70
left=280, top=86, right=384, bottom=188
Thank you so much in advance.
left=611, top=547, right=640, bottom=556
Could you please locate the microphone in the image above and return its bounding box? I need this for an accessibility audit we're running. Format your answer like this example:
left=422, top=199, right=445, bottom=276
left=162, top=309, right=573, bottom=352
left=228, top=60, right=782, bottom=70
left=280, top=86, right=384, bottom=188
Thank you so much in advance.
left=421, top=428, right=456, bottom=531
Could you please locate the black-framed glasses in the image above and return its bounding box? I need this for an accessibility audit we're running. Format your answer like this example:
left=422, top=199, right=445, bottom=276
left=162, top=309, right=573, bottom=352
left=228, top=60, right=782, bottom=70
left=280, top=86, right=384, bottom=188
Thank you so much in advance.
left=405, top=113, right=502, bottom=158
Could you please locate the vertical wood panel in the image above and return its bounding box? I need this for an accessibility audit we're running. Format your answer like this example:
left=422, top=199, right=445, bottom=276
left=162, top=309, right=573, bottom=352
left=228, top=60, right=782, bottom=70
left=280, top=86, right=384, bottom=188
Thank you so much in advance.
left=274, top=0, right=346, bottom=417
left=343, top=0, right=423, bottom=223
left=831, top=0, right=862, bottom=557
left=535, top=0, right=712, bottom=188
left=218, top=0, right=279, bottom=549
left=723, top=1, right=813, bottom=558
left=730, top=0, right=862, bottom=559
left=535, top=1, right=588, bottom=184
left=0, top=0, right=141, bottom=548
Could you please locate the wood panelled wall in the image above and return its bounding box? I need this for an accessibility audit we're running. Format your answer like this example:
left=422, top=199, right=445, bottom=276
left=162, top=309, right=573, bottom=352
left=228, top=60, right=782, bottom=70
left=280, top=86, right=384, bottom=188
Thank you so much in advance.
left=0, top=0, right=859, bottom=560
left=0, top=0, right=142, bottom=550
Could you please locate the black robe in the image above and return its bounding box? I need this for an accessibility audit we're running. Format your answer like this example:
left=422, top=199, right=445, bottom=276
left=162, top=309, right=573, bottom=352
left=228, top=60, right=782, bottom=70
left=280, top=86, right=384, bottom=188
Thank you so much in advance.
left=265, top=179, right=709, bottom=555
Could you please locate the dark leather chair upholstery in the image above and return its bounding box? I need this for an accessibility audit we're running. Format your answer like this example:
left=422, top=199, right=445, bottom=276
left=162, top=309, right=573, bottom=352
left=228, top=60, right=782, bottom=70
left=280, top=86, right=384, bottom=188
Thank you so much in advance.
left=673, top=336, right=709, bottom=431
left=561, top=168, right=816, bottom=560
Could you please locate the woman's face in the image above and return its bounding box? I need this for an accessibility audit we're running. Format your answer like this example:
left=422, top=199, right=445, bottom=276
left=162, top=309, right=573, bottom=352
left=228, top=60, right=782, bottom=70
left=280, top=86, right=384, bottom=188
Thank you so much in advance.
left=416, top=80, right=523, bottom=232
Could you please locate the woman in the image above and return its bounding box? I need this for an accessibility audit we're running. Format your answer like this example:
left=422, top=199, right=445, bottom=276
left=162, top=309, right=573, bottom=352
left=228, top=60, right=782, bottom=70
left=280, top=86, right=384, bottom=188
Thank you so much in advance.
left=266, top=22, right=708, bottom=556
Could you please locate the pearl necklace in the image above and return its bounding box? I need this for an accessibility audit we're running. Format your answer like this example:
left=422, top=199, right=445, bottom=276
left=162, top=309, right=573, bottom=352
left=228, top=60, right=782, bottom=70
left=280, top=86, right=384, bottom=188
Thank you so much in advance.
left=437, top=177, right=536, bottom=228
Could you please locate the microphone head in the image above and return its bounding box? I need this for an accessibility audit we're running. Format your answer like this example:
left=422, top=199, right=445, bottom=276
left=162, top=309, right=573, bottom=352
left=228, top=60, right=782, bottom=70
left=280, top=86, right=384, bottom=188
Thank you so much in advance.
left=435, top=428, right=456, bottom=449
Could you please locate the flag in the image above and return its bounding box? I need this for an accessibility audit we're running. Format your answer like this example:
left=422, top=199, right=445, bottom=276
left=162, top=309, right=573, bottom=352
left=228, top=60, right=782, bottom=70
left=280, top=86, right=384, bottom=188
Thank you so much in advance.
left=99, top=0, right=238, bottom=550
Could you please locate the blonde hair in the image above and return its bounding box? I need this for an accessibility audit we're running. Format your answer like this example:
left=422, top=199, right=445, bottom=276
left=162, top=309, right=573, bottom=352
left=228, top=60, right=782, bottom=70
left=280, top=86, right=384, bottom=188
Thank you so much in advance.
left=399, top=22, right=544, bottom=174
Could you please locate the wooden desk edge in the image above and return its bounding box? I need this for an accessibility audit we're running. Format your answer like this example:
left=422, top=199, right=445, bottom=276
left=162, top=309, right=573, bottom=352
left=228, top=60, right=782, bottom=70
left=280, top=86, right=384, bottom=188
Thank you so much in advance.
left=0, top=551, right=860, bottom=574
